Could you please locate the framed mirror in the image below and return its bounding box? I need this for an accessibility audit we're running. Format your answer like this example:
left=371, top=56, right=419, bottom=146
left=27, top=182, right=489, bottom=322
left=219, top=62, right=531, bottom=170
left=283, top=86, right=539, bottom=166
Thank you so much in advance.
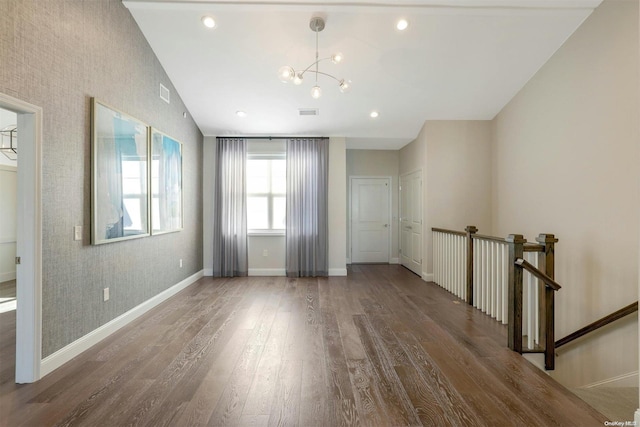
left=91, top=98, right=149, bottom=244
left=151, top=129, right=183, bottom=234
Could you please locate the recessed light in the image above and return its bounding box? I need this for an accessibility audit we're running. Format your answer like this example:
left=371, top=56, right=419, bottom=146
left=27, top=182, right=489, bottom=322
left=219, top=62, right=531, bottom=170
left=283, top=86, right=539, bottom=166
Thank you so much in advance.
left=396, top=19, right=409, bottom=31
left=370, top=111, right=379, bottom=118
left=236, top=110, right=246, bottom=117
left=201, top=16, right=216, bottom=29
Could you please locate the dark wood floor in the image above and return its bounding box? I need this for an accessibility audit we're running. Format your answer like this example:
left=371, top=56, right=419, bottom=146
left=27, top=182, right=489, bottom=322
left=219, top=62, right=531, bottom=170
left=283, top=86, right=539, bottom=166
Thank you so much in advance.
left=0, top=265, right=606, bottom=426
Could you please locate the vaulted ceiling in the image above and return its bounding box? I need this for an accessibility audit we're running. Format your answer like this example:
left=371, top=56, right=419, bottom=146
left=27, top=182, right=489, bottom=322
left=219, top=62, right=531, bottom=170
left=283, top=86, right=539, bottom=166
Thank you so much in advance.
left=124, top=0, right=601, bottom=149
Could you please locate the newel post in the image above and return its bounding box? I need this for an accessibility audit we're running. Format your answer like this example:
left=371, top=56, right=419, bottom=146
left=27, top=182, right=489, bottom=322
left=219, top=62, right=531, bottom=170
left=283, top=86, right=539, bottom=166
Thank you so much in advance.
left=465, top=226, right=478, bottom=305
left=506, top=234, right=526, bottom=353
left=537, top=233, right=558, bottom=370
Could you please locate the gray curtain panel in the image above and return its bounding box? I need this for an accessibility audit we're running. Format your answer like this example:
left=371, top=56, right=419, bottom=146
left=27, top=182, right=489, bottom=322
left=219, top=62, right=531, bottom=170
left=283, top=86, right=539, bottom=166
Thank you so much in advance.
left=213, top=138, right=248, bottom=277
left=286, top=138, right=329, bottom=277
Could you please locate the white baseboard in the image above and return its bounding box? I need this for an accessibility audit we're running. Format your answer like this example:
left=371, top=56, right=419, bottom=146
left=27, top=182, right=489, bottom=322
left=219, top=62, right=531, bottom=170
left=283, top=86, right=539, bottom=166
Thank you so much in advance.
left=389, top=258, right=399, bottom=264
left=581, top=370, right=639, bottom=389
left=203, top=268, right=213, bottom=276
left=40, top=270, right=204, bottom=378
left=329, top=268, right=348, bottom=276
left=422, top=272, right=434, bottom=282
left=0, top=271, right=16, bottom=283
left=248, top=268, right=286, bottom=276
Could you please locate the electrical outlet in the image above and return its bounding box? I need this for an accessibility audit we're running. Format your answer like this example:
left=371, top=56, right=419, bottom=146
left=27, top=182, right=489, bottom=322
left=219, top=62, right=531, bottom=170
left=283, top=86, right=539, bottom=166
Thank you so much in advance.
left=263, top=249, right=268, bottom=257
left=74, top=225, right=82, bottom=241
left=179, top=259, right=183, bottom=268
left=103, top=287, right=110, bottom=302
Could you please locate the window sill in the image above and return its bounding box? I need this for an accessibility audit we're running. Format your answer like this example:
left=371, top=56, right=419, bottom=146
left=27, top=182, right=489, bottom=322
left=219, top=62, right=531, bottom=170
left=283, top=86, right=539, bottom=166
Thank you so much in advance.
left=248, top=231, right=286, bottom=237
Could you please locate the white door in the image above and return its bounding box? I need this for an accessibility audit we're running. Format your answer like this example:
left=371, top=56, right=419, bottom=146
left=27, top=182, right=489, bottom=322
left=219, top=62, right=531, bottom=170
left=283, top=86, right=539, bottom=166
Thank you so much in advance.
left=400, top=171, right=422, bottom=275
left=350, top=178, right=390, bottom=263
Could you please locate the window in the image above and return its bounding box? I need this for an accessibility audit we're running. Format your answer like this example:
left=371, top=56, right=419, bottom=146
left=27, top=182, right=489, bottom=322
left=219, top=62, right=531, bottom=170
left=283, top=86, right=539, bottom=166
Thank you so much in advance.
left=247, top=155, right=286, bottom=233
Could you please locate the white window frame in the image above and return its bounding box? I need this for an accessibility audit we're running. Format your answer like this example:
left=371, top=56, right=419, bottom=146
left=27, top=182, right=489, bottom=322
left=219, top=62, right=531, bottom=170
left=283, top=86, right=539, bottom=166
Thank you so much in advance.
left=247, top=153, right=286, bottom=235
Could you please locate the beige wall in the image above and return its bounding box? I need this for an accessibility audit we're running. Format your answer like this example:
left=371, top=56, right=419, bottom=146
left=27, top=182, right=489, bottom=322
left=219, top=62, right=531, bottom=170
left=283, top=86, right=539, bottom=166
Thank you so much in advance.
left=329, top=137, right=348, bottom=275
left=399, top=120, right=493, bottom=278
left=492, top=0, right=639, bottom=387
left=346, top=149, right=400, bottom=262
left=425, top=120, right=492, bottom=273
left=248, top=236, right=285, bottom=274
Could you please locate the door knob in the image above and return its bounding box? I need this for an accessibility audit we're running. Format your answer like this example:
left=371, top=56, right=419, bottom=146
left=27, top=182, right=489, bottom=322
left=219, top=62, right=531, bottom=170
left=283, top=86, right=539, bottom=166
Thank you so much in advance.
left=384, top=224, right=389, bottom=228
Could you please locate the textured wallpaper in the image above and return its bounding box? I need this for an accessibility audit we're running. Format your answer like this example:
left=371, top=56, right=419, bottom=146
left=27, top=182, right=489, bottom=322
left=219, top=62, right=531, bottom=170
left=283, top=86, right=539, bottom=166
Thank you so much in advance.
left=1, top=0, right=204, bottom=357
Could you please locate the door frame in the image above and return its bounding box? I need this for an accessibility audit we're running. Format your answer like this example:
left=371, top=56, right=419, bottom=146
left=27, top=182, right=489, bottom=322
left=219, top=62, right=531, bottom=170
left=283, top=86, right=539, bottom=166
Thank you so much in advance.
left=399, top=169, right=423, bottom=276
left=348, top=176, right=392, bottom=264
left=0, top=93, right=43, bottom=383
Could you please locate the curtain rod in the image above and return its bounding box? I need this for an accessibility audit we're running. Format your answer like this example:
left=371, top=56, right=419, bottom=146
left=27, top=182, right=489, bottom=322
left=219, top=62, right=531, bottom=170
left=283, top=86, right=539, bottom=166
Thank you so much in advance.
left=217, top=136, right=326, bottom=141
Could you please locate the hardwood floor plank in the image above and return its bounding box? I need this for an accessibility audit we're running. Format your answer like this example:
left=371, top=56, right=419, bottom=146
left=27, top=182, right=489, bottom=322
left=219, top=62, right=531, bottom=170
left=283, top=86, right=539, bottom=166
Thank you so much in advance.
left=174, top=328, right=253, bottom=427
left=321, top=309, right=360, bottom=427
left=267, top=358, right=302, bottom=427
left=352, top=314, right=421, bottom=426
left=207, top=344, right=264, bottom=426
left=346, top=358, right=392, bottom=427
left=298, top=359, right=330, bottom=427
left=243, top=311, right=291, bottom=416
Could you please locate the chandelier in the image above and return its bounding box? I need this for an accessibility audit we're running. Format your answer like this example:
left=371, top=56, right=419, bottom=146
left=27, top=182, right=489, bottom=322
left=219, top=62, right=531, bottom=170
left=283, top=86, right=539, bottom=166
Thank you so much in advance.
left=278, top=17, right=351, bottom=99
left=0, top=125, right=17, bottom=161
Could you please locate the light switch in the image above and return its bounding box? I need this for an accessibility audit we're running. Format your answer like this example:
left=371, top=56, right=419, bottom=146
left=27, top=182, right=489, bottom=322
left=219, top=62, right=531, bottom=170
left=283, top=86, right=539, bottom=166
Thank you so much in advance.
left=74, top=225, right=82, bottom=241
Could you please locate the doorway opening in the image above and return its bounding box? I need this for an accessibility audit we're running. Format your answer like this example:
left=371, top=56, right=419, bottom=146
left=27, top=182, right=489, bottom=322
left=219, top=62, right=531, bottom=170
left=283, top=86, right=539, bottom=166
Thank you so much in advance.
left=0, top=93, right=43, bottom=384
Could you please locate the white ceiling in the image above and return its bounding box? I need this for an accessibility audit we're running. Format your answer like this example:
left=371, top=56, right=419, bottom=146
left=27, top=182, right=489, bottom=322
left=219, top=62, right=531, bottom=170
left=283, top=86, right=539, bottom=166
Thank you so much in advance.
left=124, top=0, right=601, bottom=149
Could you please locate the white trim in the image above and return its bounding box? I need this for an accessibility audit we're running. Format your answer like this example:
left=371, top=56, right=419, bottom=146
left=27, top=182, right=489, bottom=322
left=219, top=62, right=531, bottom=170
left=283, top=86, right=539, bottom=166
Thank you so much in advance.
left=634, top=408, right=640, bottom=425
left=422, top=272, right=434, bottom=282
left=390, top=257, right=399, bottom=264
left=0, top=93, right=43, bottom=384
left=329, top=268, right=348, bottom=276
left=40, top=270, right=204, bottom=378
left=203, top=268, right=213, bottom=276
left=248, top=268, right=286, bottom=276
left=580, top=370, right=639, bottom=389
left=0, top=272, right=16, bottom=283
left=346, top=257, right=351, bottom=265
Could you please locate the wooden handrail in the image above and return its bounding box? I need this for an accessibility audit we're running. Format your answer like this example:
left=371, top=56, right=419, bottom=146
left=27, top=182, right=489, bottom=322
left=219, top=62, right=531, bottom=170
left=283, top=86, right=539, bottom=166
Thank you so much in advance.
left=432, top=227, right=466, bottom=237
left=472, top=233, right=506, bottom=243
left=514, top=258, right=561, bottom=291
left=523, top=243, right=544, bottom=252
left=555, top=302, right=638, bottom=349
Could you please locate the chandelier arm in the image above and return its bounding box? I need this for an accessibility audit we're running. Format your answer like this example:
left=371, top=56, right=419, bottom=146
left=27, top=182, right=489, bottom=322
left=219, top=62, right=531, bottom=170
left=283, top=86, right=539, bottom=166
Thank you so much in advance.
left=313, top=71, right=342, bottom=83
left=299, top=57, right=334, bottom=76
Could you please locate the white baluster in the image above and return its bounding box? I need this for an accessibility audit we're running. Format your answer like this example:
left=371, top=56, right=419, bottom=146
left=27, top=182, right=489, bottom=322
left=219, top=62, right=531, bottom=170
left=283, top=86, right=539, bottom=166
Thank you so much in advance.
left=453, top=236, right=458, bottom=296
left=526, top=252, right=533, bottom=349
left=502, top=243, right=508, bottom=324
left=458, top=236, right=463, bottom=298
left=533, top=254, right=540, bottom=346
left=498, top=242, right=502, bottom=321
left=462, top=236, right=467, bottom=301
left=473, top=239, right=478, bottom=308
